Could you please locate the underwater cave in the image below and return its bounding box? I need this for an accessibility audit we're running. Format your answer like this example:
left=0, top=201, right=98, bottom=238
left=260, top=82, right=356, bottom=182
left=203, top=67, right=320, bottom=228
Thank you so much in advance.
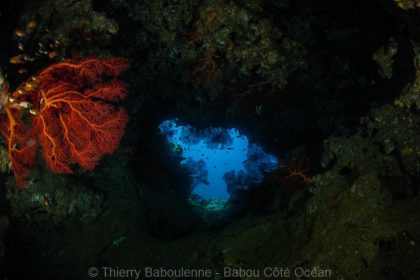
left=159, top=119, right=279, bottom=212
left=0, top=0, right=419, bottom=279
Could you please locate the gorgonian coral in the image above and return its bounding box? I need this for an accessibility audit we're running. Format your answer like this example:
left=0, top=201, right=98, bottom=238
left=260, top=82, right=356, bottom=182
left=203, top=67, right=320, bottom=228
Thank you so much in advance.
left=0, top=57, right=129, bottom=188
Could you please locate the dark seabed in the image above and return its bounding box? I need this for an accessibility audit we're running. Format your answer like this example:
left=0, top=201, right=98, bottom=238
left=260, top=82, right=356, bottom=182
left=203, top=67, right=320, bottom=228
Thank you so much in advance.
left=0, top=0, right=419, bottom=279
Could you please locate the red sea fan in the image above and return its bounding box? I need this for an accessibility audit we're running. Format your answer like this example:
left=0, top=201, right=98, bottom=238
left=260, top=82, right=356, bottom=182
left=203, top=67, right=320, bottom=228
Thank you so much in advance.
left=0, top=57, right=129, bottom=187
left=0, top=105, right=37, bottom=188
left=33, top=57, right=129, bottom=174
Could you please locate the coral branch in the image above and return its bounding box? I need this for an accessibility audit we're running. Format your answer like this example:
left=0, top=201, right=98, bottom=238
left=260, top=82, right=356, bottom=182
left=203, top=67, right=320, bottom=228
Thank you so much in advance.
left=0, top=57, right=129, bottom=187
left=34, top=57, right=129, bottom=174
left=0, top=105, right=37, bottom=188
left=38, top=57, right=129, bottom=85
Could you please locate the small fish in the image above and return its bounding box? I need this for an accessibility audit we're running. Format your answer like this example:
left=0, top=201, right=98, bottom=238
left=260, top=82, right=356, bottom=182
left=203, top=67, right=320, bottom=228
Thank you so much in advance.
left=18, top=42, right=24, bottom=51
left=26, top=20, right=37, bottom=31
left=43, top=194, right=49, bottom=207
left=9, top=55, right=23, bottom=64
left=22, top=54, right=34, bottom=62
left=29, top=108, right=39, bottom=115
left=48, top=51, right=58, bottom=59
left=8, top=97, right=16, bottom=103
left=15, top=29, right=25, bottom=38
left=16, top=89, right=27, bottom=95
left=24, top=213, right=32, bottom=222
left=18, top=68, right=28, bottom=74
left=111, top=236, right=127, bottom=247
left=18, top=101, right=32, bottom=109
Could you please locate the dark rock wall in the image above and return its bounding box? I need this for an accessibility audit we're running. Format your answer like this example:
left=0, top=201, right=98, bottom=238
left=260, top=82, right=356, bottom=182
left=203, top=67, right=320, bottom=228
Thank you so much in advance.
left=0, top=0, right=419, bottom=279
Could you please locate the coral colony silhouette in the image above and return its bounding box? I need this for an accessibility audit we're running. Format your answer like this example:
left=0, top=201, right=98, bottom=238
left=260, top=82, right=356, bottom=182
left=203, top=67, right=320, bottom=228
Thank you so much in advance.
left=0, top=57, right=129, bottom=188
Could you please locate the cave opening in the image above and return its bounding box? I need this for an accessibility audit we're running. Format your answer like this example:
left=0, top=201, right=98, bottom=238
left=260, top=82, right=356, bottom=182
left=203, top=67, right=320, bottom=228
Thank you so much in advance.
left=159, top=119, right=279, bottom=215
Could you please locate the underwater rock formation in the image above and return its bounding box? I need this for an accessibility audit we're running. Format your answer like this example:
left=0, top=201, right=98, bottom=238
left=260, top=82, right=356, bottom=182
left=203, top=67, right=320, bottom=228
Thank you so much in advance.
left=208, top=99, right=420, bottom=279
left=110, top=0, right=306, bottom=113
left=21, top=0, right=119, bottom=55
left=0, top=216, right=8, bottom=273
left=302, top=104, right=420, bottom=278
left=395, top=46, right=420, bottom=108
left=0, top=0, right=419, bottom=279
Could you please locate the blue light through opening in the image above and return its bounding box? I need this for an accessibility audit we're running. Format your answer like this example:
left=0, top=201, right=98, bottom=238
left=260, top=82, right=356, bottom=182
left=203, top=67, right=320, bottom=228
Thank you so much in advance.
left=159, top=120, right=279, bottom=201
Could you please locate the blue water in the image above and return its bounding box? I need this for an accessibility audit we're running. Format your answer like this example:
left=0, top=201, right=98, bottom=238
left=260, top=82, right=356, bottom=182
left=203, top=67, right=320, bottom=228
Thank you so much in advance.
left=159, top=120, right=279, bottom=201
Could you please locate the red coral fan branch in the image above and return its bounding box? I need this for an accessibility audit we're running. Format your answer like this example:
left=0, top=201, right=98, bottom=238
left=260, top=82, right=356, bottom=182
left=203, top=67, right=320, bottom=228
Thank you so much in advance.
left=269, top=158, right=313, bottom=195
left=0, top=105, right=37, bottom=188
left=38, top=57, right=129, bottom=86
left=33, top=57, right=129, bottom=174
left=0, top=57, right=129, bottom=187
left=283, top=159, right=313, bottom=186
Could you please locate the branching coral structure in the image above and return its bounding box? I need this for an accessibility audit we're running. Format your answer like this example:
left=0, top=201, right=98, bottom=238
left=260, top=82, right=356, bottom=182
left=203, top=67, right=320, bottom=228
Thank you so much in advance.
left=0, top=105, right=37, bottom=187
left=0, top=57, right=129, bottom=187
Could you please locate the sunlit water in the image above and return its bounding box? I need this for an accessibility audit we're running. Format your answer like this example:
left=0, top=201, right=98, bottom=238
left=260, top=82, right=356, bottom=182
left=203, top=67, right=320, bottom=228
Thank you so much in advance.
left=159, top=120, right=279, bottom=202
